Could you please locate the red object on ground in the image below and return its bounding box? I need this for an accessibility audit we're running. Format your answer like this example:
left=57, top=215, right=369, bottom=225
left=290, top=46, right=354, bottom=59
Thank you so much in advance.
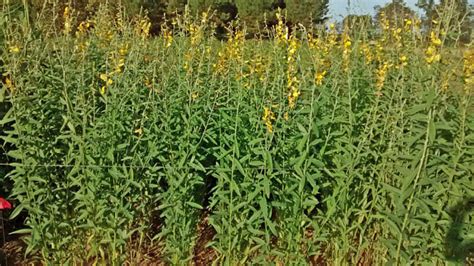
left=0, top=197, right=12, bottom=210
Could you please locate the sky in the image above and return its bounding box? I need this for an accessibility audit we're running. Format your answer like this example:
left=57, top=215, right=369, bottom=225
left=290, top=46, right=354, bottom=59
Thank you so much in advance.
left=328, top=0, right=474, bottom=21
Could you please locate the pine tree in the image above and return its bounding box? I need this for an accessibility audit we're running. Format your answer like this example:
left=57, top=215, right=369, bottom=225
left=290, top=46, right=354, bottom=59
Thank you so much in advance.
left=235, top=0, right=274, bottom=33
left=285, top=0, right=329, bottom=27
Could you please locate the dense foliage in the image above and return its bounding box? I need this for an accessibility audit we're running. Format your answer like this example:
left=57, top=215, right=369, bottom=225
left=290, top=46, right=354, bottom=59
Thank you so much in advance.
left=1, top=1, right=473, bottom=265
left=4, top=0, right=329, bottom=36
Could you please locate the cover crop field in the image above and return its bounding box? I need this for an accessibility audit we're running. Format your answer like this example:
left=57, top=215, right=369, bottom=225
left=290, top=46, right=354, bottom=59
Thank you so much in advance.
left=0, top=1, right=473, bottom=265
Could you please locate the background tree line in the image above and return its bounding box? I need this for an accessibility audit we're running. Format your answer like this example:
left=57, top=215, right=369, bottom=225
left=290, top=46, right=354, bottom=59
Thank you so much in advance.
left=4, top=0, right=329, bottom=37
left=344, top=0, right=471, bottom=43
left=1, top=0, right=472, bottom=41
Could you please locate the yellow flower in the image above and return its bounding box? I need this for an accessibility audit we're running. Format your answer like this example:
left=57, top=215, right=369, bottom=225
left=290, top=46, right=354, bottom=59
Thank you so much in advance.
left=426, top=46, right=435, bottom=56
left=344, top=40, right=352, bottom=49
left=275, top=9, right=289, bottom=43
left=307, top=33, right=319, bottom=49
left=164, top=30, right=173, bottom=48
left=9, top=45, right=20, bottom=54
left=404, top=19, right=413, bottom=32
left=134, top=128, right=143, bottom=136
left=425, top=44, right=441, bottom=65
left=263, top=107, right=276, bottom=133
left=144, top=78, right=150, bottom=88
left=291, top=88, right=300, bottom=98
left=99, top=74, right=107, bottom=81
left=376, top=62, right=391, bottom=92
left=342, top=33, right=352, bottom=72
left=430, top=31, right=442, bottom=46
left=288, top=87, right=300, bottom=109
left=287, top=36, right=299, bottom=59
left=114, top=58, right=125, bottom=74
left=63, top=7, right=70, bottom=17
left=425, top=47, right=441, bottom=64
left=432, top=54, right=441, bottom=64
left=399, top=55, right=408, bottom=67
left=63, top=6, right=72, bottom=35
left=99, top=73, right=113, bottom=95
left=463, top=49, right=474, bottom=93
left=4, top=76, right=14, bottom=92
left=286, top=34, right=300, bottom=108
left=315, top=70, right=327, bottom=86
left=119, top=45, right=129, bottom=57
left=379, top=12, right=390, bottom=31
left=361, top=43, right=373, bottom=64
left=137, top=16, right=151, bottom=39
left=201, top=11, right=209, bottom=24
left=161, top=24, right=173, bottom=48
left=77, top=21, right=92, bottom=36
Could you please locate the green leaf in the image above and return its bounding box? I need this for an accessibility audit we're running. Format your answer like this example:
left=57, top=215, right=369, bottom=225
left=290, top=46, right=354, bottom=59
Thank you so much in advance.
left=7, top=150, right=23, bottom=160
left=10, top=228, right=32, bottom=235
left=385, top=216, right=402, bottom=238
left=428, top=119, right=436, bottom=144
left=9, top=204, right=23, bottom=219
left=106, top=148, right=114, bottom=162
left=186, top=201, right=203, bottom=209
left=407, top=103, right=428, bottom=115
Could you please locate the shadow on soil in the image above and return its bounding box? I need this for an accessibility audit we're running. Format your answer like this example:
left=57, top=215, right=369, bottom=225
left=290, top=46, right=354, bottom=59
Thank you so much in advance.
left=445, top=197, right=474, bottom=263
